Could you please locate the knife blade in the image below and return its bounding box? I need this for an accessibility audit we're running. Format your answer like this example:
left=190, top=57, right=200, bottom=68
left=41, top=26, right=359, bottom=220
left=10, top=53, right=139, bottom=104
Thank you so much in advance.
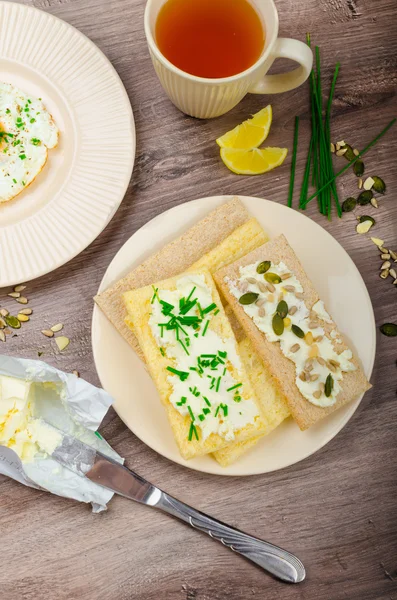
left=50, top=427, right=306, bottom=584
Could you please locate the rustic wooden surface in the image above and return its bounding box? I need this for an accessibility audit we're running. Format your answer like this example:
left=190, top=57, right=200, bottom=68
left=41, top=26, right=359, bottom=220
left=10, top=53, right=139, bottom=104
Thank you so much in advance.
left=1, top=0, right=397, bottom=598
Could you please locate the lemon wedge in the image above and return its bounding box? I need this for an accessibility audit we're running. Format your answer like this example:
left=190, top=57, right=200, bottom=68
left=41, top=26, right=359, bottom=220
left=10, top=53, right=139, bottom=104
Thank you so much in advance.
left=216, top=105, right=272, bottom=150
left=220, top=147, right=288, bottom=175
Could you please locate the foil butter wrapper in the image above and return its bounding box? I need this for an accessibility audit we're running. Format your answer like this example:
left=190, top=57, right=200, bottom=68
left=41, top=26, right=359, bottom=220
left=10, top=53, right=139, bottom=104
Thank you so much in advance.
left=0, top=356, right=123, bottom=513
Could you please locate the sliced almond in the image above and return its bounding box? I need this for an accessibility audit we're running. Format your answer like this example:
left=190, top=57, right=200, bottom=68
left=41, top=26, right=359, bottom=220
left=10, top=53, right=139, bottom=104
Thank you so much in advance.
left=356, top=220, right=373, bottom=234
left=17, top=314, right=30, bottom=322
left=390, top=250, right=397, bottom=261
left=363, top=176, right=375, bottom=190
left=0, top=308, right=9, bottom=317
left=55, top=336, right=70, bottom=352
left=16, top=297, right=28, bottom=304
left=18, top=308, right=32, bottom=315
left=42, top=329, right=54, bottom=338
left=51, top=323, right=64, bottom=333
left=8, top=292, right=20, bottom=298
left=371, top=237, right=384, bottom=247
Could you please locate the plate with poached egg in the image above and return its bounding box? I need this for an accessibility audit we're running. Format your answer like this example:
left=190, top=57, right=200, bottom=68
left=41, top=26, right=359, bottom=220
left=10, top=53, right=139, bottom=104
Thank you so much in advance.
left=0, top=2, right=135, bottom=287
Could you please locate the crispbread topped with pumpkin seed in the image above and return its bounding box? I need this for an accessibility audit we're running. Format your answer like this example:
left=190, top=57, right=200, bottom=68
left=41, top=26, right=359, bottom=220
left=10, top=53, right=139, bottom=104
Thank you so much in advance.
left=214, top=235, right=371, bottom=430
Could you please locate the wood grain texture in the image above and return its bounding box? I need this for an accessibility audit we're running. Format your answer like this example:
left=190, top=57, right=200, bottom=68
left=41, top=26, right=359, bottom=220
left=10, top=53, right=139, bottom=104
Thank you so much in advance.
left=1, top=0, right=396, bottom=599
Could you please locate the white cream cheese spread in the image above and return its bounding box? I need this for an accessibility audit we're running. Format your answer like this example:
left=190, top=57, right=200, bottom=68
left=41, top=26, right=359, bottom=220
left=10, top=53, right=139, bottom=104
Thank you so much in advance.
left=149, top=274, right=259, bottom=441
left=0, top=375, right=61, bottom=462
left=226, top=260, right=356, bottom=408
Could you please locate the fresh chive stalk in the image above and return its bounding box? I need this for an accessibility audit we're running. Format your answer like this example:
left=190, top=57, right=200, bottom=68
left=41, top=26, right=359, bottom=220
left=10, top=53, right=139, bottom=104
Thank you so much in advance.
left=287, top=116, right=299, bottom=208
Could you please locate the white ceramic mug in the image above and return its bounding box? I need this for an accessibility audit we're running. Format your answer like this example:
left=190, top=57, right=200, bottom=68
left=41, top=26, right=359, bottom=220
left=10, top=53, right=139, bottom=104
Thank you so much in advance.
left=144, top=0, right=313, bottom=119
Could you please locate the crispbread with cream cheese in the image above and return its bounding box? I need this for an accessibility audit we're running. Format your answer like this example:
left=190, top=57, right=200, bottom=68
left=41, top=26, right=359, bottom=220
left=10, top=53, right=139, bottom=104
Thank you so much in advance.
left=214, top=235, right=371, bottom=430
left=123, top=269, right=267, bottom=460
left=95, top=198, right=267, bottom=359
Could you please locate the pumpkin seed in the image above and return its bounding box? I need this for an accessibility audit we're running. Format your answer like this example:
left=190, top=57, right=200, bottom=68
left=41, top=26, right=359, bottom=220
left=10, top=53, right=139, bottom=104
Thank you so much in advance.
left=356, top=220, right=374, bottom=234
left=290, top=343, right=300, bottom=353
left=5, top=315, right=21, bottom=329
left=17, top=314, right=29, bottom=322
left=381, top=261, right=391, bottom=270
left=357, top=190, right=373, bottom=205
left=19, top=308, right=32, bottom=315
left=264, top=272, right=282, bottom=285
left=256, top=261, right=271, bottom=274
left=342, top=197, right=356, bottom=212
left=0, top=330, right=5, bottom=342
left=239, top=292, right=259, bottom=305
left=272, top=313, right=284, bottom=336
left=266, top=283, right=276, bottom=293
left=292, top=324, right=305, bottom=338
left=353, top=160, right=365, bottom=177
left=55, top=336, right=70, bottom=352
left=313, top=390, right=322, bottom=400
left=379, top=323, right=397, bottom=337
left=370, top=198, right=379, bottom=209
left=246, top=277, right=258, bottom=285
left=372, top=176, right=386, bottom=194
left=380, top=269, right=389, bottom=279
left=289, top=306, right=298, bottom=315
left=363, top=176, right=375, bottom=190
left=42, top=329, right=54, bottom=338
left=14, top=285, right=26, bottom=293
left=276, top=300, right=288, bottom=319
left=325, top=373, right=334, bottom=397
left=0, top=308, right=9, bottom=317
left=8, top=292, right=20, bottom=298
left=341, top=144, right=355, bottom=161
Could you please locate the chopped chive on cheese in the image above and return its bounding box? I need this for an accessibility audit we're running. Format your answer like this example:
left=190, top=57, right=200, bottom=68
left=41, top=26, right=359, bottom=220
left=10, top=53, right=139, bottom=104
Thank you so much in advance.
left=215, top=405, right=221, bottom=417
left=187, top=405, right=195, bottom=421
left=198, top=414, right=205, bottom=422
left=159, top=347, right=165, bottom=356
left=202, top=320, right=209, bottom=336
left=166, top=366, right=189, bottom=381
left=203, top=396, right=211, bottom=407
left=215, top=377, right=221, bottom=392
left=227, top=383, right=242, bottom=392
left=202, top=302, right=217, bottom=315
left=188, top=422, right=199, bottom=441
left=151, top=286, right=159, bottom=303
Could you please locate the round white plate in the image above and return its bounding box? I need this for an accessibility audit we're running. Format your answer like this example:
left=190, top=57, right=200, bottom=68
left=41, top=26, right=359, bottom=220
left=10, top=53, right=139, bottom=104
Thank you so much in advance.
left=92, top=196, right=375, bottom=476
left=0, top=2, right=135, bottom=287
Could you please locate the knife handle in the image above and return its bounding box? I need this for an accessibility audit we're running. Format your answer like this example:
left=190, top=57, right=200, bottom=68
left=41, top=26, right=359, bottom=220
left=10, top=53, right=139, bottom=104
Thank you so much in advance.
left=155, top=491, right=305, bottom=584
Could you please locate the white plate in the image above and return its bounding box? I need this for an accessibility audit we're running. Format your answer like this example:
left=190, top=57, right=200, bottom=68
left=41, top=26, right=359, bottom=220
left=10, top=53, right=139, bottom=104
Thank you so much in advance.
left=92, top=196, right=375, bottom=476
left=0, top=2, right=135, bottom=287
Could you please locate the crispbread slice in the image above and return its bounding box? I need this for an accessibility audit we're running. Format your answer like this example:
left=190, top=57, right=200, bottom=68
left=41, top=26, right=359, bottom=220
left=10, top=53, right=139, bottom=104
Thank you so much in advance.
left=214, top=235, right=372, bottom=430
left=213, top=337, right=290, bottom=466
left=95, top=197, right=256, bottom=358
left=123, top=269, right=267, bottom=460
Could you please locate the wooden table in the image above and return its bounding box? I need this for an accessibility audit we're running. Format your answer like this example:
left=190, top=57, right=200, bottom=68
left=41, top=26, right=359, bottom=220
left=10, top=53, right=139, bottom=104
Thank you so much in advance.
left=1, top=0, right=397, bottom=598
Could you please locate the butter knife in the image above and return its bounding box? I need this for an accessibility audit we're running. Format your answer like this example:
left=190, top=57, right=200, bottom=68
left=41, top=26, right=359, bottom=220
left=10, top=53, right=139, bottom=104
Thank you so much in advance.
left=51, top=430, right=306, bottom=583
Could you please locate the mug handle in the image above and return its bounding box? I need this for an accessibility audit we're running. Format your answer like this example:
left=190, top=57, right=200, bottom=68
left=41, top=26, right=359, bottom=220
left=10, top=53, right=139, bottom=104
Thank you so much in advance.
left=248, top=38, right=313, bottom=94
